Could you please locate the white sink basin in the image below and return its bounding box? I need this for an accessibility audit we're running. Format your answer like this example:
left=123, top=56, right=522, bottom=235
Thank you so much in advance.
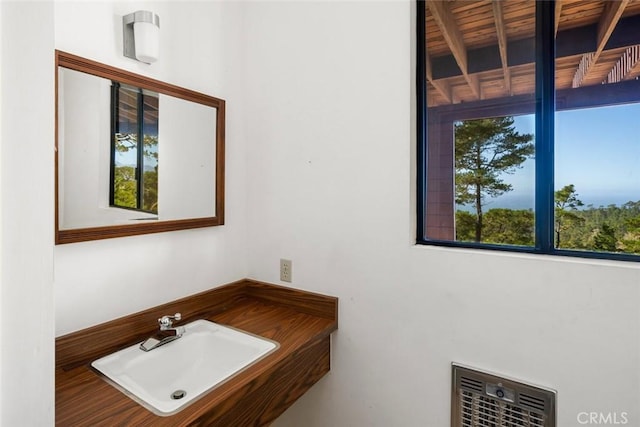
left=91, top=319, right=278, bottom=415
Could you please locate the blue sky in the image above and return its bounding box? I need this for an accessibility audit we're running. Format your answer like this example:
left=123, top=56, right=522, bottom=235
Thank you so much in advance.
left=481, top=103, right=640, bottom=210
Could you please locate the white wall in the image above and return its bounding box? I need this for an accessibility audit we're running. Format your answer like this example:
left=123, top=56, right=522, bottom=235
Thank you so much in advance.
left=1, top=1, right=248, bottom=423
left=53, top=0, right=248, bottom=336
left=0, top=4, right=4, bottom=419
left=242, top=2, right=640, bottom=426
left=1, top=2, right=55, bottom=426
left=1, top=0, right=247, bottom=424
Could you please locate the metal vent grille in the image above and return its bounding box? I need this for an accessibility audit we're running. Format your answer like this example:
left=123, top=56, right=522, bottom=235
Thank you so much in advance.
left=452, top=364, right=556, bottom=427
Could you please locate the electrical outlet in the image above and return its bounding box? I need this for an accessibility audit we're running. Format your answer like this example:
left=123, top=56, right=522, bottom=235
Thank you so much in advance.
left=280, top=259, right=292, bottom=283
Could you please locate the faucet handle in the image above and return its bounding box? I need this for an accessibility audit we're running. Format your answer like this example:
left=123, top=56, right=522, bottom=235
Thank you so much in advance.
left=158, top=313, right=181, bottom=329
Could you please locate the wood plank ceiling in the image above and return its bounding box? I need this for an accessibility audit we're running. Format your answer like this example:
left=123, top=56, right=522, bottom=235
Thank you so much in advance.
left=117, top=87, right=159, bottom=125
left=426, top=0, right=640, bottom=107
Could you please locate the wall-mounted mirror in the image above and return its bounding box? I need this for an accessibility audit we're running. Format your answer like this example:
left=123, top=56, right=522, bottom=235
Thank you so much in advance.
left=55, top=50, right=225, bottom=244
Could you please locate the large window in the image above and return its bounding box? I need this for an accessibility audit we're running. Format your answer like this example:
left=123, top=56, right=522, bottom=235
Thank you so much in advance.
left=417, top=0, right=640, bottom=261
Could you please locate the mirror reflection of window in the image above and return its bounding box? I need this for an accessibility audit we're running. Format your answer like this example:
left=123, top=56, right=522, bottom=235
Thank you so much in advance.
left=111, top=83, right=159, bottom=215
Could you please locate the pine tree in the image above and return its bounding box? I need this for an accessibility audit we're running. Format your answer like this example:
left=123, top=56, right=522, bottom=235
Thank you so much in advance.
left=554, top=184, right=584, bottom=248
left=455, top=117, right=534, bottom=242
left=593, top=223, right=617, bottom=252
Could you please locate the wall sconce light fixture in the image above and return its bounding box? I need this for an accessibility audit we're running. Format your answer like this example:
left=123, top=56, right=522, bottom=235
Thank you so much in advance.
left=123, top=10, right=160, bottom=64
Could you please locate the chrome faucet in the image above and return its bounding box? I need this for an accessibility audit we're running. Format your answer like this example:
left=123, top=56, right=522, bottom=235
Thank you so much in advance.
left=139, top=313, right=186, bottom=352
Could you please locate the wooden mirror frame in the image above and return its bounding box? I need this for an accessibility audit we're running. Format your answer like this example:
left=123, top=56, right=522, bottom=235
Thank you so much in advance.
left=55, top=50, right=225, bottom=244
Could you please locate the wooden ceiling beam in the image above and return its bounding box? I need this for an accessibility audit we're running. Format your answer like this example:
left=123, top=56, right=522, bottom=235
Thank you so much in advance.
left=427, top=55, right=452, bottom=103
left=468, top=74, right=481, bottom=100
left=573, top=0, right=629, bottom=87
left=427, top=1, right=467, bottom=72
left=427, top=0, right=480, bottom=99
left=597, top=0, right=629, bottom=52
left=554, top=0, right=564, bottom=37
left=492, top=0, right=512, bottom=95
left=428, top=80, right=453, bottom=104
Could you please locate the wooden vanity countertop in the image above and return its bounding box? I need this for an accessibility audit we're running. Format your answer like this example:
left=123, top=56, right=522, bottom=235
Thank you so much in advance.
left=55, top=279, right=338, bottom=426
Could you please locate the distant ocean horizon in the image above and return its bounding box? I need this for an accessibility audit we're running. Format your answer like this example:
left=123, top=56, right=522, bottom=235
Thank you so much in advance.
left=456, top=192, right=640, bottom=212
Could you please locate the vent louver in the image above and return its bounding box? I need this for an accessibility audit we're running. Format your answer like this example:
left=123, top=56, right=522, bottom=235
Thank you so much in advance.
left=452, top=364, right=556, bottom=427
left=519, top=393, right=547, bottom=413
left=460, top=376, right=484, bottom=393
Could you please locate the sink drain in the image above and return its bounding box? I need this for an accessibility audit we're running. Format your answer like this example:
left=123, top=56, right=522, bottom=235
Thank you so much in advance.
left=171, top=389, right=187, bottom=400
